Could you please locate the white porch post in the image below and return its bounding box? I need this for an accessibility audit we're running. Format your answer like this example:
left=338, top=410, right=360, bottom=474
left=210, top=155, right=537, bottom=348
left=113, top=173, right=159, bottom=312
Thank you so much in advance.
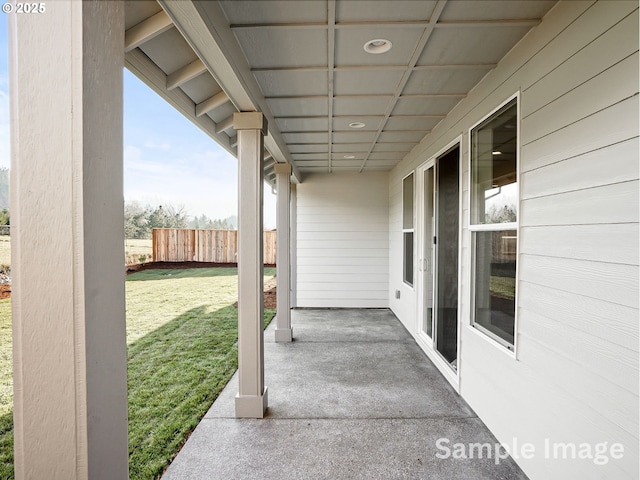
left=290, top=183, right=298, bottom=308
left=9, top=1, right=128, bottom=479
left=274, top=164, right=293, bottom=342
left=233, top=112, right=268, bottom=418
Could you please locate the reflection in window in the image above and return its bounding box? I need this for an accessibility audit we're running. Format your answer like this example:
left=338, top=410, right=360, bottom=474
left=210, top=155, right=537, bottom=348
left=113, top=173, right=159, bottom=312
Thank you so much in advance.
left=471, top=98, right=518, bottom=225
left=474, top=230, right=516, bottom=345
left=470, top=97, right=518, bottom=350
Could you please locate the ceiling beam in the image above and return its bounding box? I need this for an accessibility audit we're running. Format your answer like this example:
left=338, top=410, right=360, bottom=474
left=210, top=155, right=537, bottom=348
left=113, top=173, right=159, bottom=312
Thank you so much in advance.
left=230, top=22, right=326, bottom=30
left=435, top=19, right=541, bottom=28
left=229, top=18, right=542, bottom=29
left=125, top=49, right=237, bottom=157
left=125, top=10, right=174, bottom=52
left=273, top=115, right=445, bottom=120
left=400, top=93, right=467, bottom=98
left=158, top=0, right=303, bottom=184
left=215, top=115, right=234, bottom=134
left=196, top=91, right=230, bottom=117
left=252, top=66, right=327, bottom=72
left=359, top=0, right=448, bottom=172
left=264, top=94, right=397, bottom=100
left=412, top=63, right=496, bottom=71
left=388, top=115, right=446, bottom=119
left=166, top=58, right=208, bottom=90
left=263, top=158, right=275, bottom=170
left=251, top=63, right=496, bottom=73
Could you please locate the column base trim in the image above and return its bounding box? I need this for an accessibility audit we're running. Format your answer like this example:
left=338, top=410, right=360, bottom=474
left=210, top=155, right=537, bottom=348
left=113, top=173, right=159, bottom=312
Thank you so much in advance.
left=274, top=328, right=293, bottom=343
left=235, top=387, right=268, bottom=418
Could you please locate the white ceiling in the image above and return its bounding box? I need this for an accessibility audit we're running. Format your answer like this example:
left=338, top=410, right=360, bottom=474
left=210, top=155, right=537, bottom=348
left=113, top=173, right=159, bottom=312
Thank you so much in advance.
left=124, top=0, right=557, bottom=183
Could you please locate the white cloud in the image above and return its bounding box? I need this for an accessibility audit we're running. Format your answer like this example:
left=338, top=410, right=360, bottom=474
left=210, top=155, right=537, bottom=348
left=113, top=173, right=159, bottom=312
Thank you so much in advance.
left=124, top=143, right=239, bottom=221
left=143, top=141, right=171, bottom=151
left=124, top=144, right=141, bottom=162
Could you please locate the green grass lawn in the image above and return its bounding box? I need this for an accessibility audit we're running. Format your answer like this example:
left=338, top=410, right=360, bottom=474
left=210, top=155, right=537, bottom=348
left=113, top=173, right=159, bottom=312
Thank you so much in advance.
left=0, top=299, right=12, bottom=479
left=490, top=275, right=516, bottom=300
left=0, top=267, right=276, bottom=479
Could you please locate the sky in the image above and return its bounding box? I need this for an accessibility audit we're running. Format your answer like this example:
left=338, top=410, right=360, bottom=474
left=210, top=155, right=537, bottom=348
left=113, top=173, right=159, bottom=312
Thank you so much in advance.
left=0, top=15, right=276, bottom=228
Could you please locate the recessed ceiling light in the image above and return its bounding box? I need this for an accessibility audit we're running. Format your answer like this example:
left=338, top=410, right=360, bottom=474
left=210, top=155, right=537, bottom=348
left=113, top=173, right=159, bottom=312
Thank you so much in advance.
left=492, top=151, right=502, bottom=155
left=364, top=38, right=392, bottom=54
left=344, top=155, right=355, bottom=159
left=349, top=122, right=366, bottom=129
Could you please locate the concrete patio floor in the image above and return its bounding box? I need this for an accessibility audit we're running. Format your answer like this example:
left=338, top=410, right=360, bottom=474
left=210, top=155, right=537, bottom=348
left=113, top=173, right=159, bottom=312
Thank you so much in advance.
left=162, top=309, right=528, bottom=480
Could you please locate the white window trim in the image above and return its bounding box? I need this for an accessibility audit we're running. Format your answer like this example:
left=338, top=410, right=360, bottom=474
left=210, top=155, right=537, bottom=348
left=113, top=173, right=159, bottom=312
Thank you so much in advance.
left=467, top=92, right=521, bottom=357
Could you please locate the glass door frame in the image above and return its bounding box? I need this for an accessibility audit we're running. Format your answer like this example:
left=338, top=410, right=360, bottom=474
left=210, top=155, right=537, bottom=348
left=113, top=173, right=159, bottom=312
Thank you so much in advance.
left=415, top=137, right=463, bottom=390
left=416, top=159, right=436, bottom=343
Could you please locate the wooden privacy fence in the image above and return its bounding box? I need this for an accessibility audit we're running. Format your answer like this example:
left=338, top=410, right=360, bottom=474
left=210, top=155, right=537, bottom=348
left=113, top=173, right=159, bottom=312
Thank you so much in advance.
left=152, top=228, right=276, bottom=264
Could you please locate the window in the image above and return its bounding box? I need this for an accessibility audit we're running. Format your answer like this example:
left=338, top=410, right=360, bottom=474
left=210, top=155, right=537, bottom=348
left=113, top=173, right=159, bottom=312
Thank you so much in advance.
left=470, top=96, right=518, bottom=349
left=402, top=172, right=414, bottom=286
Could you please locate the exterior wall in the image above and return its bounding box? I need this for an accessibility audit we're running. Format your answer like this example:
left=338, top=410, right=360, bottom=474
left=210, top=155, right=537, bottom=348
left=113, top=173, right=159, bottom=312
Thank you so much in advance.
left=389, top=2, right=639, bottom=479
left=296, top=172, right=389, bottom=308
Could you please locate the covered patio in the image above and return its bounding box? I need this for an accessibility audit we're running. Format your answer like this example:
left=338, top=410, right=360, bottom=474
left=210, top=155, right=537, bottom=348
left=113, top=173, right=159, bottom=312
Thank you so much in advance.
left=9, top=0, right=638, bottom=478
left=162, top=309, right=526, bottom=479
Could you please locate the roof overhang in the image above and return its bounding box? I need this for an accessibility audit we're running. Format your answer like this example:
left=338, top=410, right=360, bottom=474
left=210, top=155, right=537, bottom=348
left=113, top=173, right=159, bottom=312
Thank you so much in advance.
left=124, top=0, right=558, bottom=185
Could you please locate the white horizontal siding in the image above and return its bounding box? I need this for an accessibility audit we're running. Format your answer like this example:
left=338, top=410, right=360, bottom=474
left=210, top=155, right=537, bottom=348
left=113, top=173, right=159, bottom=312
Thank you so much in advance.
left=518, top=310, right=639, bottom=438
left=297, top=273, right=389, bottom=284
left=520, top=223, right=639, bottom=265
left=297, top=264, right=388, bottom=275
left=296, top=172, right=389, bottom=308
left=297, top=222, right=388, bottom=233
left=296, top=298, right=385, bottom=308
left=521, top=95, right=639, bottom=173
left=518, top=281, right=638, bottom=354
left=520, top=9, right=639, bottom=118
left=297, top=255, right=388, bottom=267
left=520, top=180, right=638, bottom=226
left=521, top=137, right=639, bottom=199
left=388, top=2, right=639, bottom=479
left=297, top=230, right=388, bottom=241
left=521, top=52, right=638, bottom=144
left=519, top=254, right=639, bottom=308
left=463, top=330, right=638, bottom=480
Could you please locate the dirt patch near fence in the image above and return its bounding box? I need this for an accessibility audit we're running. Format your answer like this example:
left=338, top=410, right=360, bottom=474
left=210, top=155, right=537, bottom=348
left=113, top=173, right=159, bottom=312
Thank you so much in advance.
left=127, top=261, right=276, bottom=274
left=0, top=284, right=10, bottom=300
left=127, top=261, right=237, bottom=273
left=262, top=276, right=277, bottom=310
left=233, top=276, right=277, bottom=310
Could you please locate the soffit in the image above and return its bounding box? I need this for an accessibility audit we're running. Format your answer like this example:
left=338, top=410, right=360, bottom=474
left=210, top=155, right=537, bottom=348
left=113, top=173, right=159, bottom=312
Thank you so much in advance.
left=124, top=0, right=557, bottom=180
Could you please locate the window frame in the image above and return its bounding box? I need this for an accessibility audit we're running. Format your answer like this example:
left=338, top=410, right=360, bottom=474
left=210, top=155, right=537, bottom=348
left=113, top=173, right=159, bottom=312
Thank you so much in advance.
left=402, top=171, right=415, bottom=288
left=468, top=92, right=521, bottom=355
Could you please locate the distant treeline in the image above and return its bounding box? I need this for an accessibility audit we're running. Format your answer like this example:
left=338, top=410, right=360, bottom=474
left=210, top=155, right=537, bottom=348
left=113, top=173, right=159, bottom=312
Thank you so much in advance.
left=124, top=201, right=237, bottom=239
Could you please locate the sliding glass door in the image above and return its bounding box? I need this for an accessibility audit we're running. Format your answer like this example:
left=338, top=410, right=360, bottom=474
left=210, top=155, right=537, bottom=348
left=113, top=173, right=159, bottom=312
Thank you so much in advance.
left=418, top=145, right=460, bottom=370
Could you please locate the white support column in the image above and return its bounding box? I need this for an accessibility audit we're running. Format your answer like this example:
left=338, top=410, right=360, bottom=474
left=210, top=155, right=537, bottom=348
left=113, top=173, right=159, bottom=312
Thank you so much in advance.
left=290, top=183, right=298, bottom=308
left=233, top=112, right=268, bottom=418
left=10, top=2, right=127, bottom=479
left=274, top=164, right=293, bottom=342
